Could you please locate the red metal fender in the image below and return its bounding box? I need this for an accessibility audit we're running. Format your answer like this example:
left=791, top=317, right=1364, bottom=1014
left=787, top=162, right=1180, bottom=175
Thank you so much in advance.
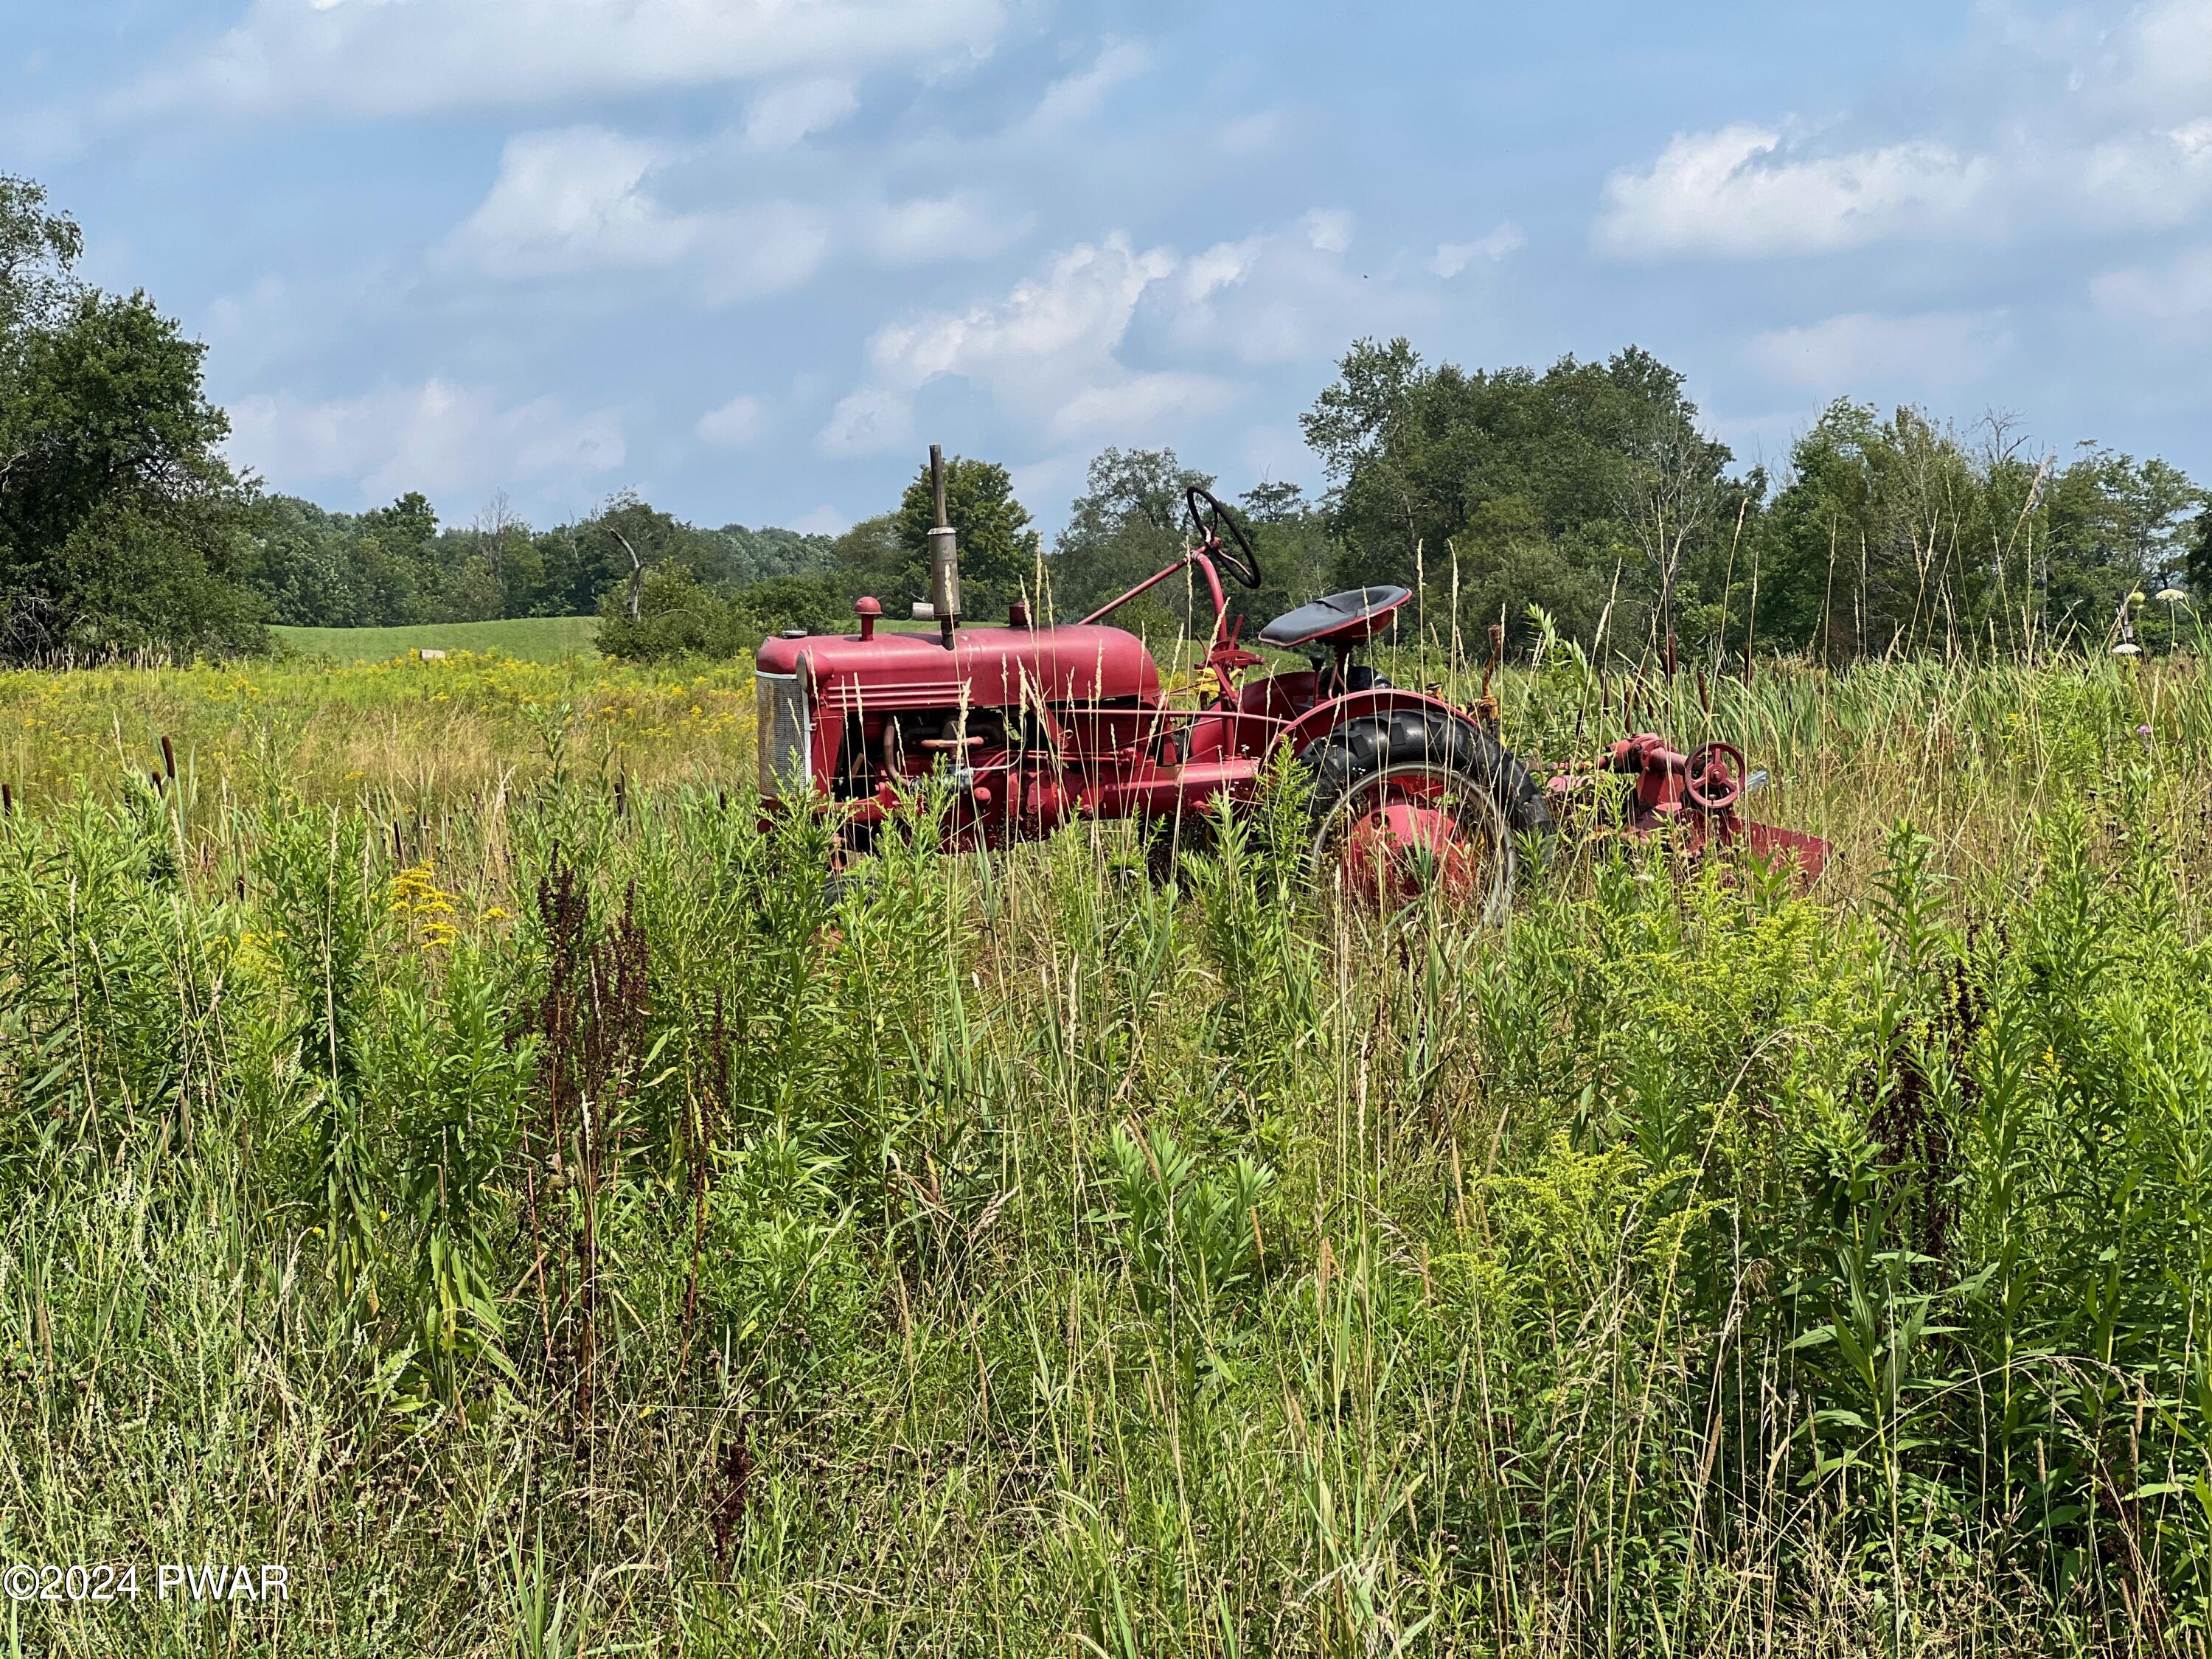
left=1269, top=686, right=1483, bottom=763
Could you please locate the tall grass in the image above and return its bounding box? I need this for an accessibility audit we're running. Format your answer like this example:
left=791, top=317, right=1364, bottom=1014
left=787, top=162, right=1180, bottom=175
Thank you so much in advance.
left=1, top=655, right=2208, bottom=1655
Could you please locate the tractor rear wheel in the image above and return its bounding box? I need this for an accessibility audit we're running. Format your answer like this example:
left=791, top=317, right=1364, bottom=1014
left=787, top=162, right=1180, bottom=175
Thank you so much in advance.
left=1298, top=712, right=1548, bottom=922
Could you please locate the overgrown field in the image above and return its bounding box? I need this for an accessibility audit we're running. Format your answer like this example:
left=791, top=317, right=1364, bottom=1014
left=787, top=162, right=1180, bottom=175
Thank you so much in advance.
left=3, top=651, right=2212, bottom=1655
left=0, top=650, right=752, bottom=810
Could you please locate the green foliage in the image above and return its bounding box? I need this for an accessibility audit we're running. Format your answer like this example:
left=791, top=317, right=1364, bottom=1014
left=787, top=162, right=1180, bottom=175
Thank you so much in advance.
left=254, top=801, right=379, bottom=1302
left=1743, top=403, right=2208, bottom=659
left=1101, top=1123, right=1274, bottom=1311
left=594, top=565, right=847, bottom=662
left=0, top=171, right=83, bottom=339
left=7, top=655, right=2212, bottom=1650
left=241, top=485, right=844, bottom=635
left=383, top=952, right=532, bottom=1395
left=889, top=453, right=1040, bottom=614
left=1044, top=448, right=1336, bottom=641
left=1304, top=340, right=2208, bottom=664
left=1048, top=445, right=1217, bottom=621
left=1304, top=337, right=1744, bottom=654
left=0, top=266, right=264, bottom=661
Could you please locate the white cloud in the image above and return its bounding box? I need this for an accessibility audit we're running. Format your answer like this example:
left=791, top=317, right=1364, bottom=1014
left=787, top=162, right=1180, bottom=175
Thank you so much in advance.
left=1302, top=209, right=1353, bottom=255
left=817, top=388, right=915, bottom=456
left=1051, top=372, right=1234, bottom=437
left=438, top=128, right=703, bottom=277
left=2072, top=119, right=2212, bottom=230
left=868, top=234, right=1178, bottom=394
left=2122, top=0, right=2212, bottom=108
left=1007, top=451, right=1088, bottom=522
left=861, top=194, right=1032, bottom=265
left=697, top=394, right=763, bottom=448
left=1023, top=41, right=1150, bottom=134
left=693, top=203, right=836, bottom=302
left=227, top=378, right=624, bottom=501
left=824, top=212, right=1438, bottom=454
left=743, top=77, right=859, bottom=151
left=1746, top=310, right=2013, bottom=389
left=790, top=504, right=851, bottom=536
left=1166, top=213, right=1425, bottom=368
left=1596, top=124, right=1987, bottom=259
left=439, top=125, right=1025, bottom=298
left=1427, top=221, right=1526, bottom=277
left=2092, top=242, right=2212, bottom=330
left=829, top=234, right=1222, bottom=448
left=116, top=0, right=1006, bottom=119
left=1590, top=2, right=2212, bottom=268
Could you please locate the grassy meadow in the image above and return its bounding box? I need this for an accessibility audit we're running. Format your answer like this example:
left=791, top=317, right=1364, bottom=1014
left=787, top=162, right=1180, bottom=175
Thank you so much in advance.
left=272, top=615, right=601, bottom=663
left=3, top=644, right=2212, bottom=1655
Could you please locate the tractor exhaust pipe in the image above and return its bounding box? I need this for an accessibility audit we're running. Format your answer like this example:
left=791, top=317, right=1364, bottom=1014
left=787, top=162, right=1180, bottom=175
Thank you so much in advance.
left=928, top=443, right=959, bottom=649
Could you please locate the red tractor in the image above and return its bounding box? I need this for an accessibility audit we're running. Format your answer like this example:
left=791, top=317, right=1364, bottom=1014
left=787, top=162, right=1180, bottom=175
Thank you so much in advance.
left=755, top=449, right=1826, bottom=912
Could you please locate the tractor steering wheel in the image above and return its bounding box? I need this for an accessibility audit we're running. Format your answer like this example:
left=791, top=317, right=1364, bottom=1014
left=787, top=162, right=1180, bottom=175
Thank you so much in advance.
left=1684, top=741, right=1747, bottom=812
left=1185, top=487, right=1262, bottom=591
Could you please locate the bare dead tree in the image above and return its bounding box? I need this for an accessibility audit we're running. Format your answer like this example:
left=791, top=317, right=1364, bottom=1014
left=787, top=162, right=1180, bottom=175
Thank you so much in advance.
left=614, top=530, right=645, bottom=622
left=1621, top=424, right=1719, bottom=673
left=474, top=489, right=518, bottom=599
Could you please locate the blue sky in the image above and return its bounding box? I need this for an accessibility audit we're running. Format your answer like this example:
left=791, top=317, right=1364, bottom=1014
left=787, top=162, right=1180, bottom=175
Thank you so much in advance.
left=13, top=0, right=2212, bottom=538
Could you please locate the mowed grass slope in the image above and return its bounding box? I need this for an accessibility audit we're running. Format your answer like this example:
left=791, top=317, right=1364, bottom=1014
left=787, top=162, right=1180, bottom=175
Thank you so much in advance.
left=273, top=613, right=599, bottom=661
left=1, top=652, right=2211, bottom=1655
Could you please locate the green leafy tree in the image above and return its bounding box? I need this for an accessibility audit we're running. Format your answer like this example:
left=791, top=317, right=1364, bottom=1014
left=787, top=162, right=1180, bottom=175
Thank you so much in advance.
left=1302, top=338, right=1736, bottom=654
left=1050, top=447, right=1214, bottom=622
left=1752, top=408, right=2204, bottom=658
left=344, top=492, right=440, bottom=625
left=596, top=566, right=845, bottom=662
left=1239, top=480, right=1309, bottom=524
left=714, top=523, right=840, bottom=585
left=1234, top=481, right=1335, bottom=634
left=595, top=566, right=740, bottom=661
left=891, top=455, right=1039, bottom=616
left=562, top=491, right=738, bottom=616
left=245, top=495, right=375, bottom=627
left=832, top=512, right=903, bottom=602
left=0, top=173, right=82, bottom=343
left=0, top=175, right=268, bottom=660
left=1, top=280, right=262, bottom=660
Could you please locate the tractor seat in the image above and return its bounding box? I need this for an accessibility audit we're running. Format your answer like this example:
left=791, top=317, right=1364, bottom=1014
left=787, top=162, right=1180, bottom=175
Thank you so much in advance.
left=1258, top=585, right=1412, bottom=650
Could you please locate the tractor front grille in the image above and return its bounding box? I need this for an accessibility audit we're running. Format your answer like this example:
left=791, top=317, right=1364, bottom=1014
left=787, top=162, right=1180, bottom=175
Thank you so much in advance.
left=756, top=672, right=810, bottom=799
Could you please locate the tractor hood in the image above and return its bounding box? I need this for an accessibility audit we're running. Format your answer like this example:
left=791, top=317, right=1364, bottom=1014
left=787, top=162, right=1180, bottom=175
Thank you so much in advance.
left=756, top=623, right=1160, bottom=712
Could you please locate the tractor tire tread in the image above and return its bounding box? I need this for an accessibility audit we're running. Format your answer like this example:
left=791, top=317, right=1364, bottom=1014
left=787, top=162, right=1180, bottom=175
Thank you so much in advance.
left=1298, top=712, right=1551, bottom=838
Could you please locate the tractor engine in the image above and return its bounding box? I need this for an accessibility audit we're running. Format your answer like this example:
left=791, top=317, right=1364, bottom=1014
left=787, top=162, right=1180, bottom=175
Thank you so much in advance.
left=754, top=602, right=1163, bottom=852
left=830, top=706, right=1018, bottom=799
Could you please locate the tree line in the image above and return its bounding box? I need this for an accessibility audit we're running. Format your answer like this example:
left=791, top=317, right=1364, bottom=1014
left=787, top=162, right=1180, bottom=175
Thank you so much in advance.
left=4, top=169, right=2207, bottom=667
left=254, top=489, right=836, bottom=633
left=1306, top=338, right=2209, bottom=661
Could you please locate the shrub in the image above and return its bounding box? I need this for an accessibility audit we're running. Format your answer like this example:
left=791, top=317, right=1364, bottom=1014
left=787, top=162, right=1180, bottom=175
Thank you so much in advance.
left=596, top=568, right=847, bottom=662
